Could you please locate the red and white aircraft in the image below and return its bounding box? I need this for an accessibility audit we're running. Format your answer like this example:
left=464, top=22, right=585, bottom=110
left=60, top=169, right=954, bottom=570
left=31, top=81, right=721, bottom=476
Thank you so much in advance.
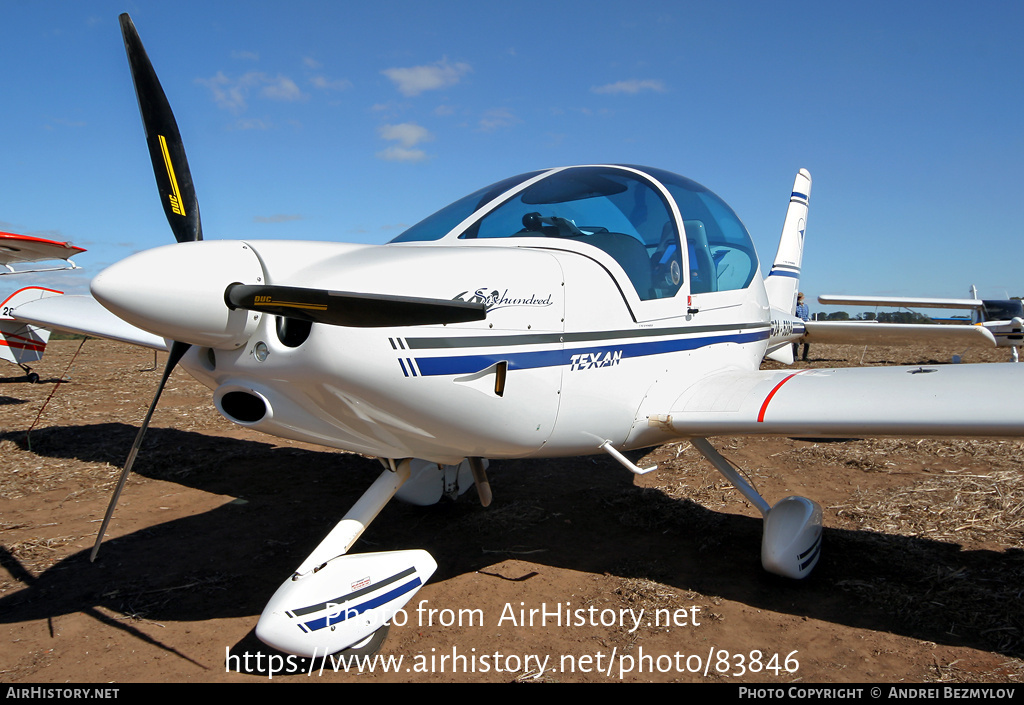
left=0, top=231, right=84, bottom=382
left=13, top=14, right=1024, bottom=658
left=1, top=287, right=64, bottom=383
left=1, top=231, right=84, bottom=275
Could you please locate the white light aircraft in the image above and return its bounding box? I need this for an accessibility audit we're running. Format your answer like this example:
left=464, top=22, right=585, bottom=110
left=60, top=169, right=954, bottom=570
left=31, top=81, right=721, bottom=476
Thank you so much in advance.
left=14, top=14, right=1024, bottom=659
left=818, top=290, right=1023, bottom=361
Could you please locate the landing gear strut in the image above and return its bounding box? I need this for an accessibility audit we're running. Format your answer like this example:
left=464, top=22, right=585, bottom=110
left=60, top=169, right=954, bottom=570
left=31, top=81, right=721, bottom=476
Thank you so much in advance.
left=690, top=437, right=822, bottom=578
left=255, top=459, right=437, bottom=657
left=18, top=363, right=39, bottom=384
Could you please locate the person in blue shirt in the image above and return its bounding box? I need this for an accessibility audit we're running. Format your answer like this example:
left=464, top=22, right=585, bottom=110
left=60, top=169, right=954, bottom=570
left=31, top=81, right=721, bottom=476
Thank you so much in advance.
left=794, top=292, right=810, bottom=361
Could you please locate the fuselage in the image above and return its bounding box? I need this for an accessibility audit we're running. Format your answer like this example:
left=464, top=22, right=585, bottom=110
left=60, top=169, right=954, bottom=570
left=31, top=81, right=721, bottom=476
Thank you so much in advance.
left=93, top=165, right=795, bottom=464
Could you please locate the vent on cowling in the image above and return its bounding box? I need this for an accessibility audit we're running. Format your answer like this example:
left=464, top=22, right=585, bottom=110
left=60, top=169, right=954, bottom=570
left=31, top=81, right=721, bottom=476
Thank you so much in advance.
left=276, top=316, right=313, bottom=348
left=220, top=390, right=267, bottom=423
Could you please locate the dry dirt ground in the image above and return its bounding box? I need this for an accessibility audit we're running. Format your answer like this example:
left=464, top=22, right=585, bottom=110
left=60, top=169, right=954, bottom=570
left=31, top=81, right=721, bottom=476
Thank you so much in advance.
left=1, top=339, right=1022, bottom=684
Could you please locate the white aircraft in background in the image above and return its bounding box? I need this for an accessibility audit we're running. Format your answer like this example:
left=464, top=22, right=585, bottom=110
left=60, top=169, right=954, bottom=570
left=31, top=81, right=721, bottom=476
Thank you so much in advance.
left=817, top=289, right=1023, bottom=361
left=0, top=232, right=85, bottom=382
left=13, top=14, right=1024, bottom=659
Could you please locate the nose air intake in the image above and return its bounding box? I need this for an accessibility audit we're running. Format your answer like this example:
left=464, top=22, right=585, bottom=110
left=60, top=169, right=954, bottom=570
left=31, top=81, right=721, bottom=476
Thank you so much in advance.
left=219, top=390, right=268, bottom=424
left=216, top=387, right=271, bottom=425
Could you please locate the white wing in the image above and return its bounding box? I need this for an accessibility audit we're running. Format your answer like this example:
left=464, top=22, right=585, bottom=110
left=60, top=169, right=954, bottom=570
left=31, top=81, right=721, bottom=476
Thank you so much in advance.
left=0, top=231, right=85, bottom=267
left=803, top=320, right=995, bottom=346
left=650, top=364, right=1024, bottom=438
left=817, top=294, right=982, bottom=310
left=13, top=294, right=167, bottom=351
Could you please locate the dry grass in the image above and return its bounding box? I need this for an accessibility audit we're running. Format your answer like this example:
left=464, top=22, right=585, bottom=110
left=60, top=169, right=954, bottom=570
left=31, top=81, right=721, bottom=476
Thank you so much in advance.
left=789, top=438, right=1024, bottom=474
left=838, top=469, right=1024, bottom=548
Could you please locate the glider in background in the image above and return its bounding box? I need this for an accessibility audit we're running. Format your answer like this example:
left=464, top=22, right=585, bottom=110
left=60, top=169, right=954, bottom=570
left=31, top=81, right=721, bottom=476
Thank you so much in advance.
left=817, top=291, right=1022, bottom=361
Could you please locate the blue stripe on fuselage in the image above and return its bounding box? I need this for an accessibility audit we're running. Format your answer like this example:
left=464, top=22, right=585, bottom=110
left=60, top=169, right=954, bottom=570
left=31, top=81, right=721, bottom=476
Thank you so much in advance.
left=414, top=329, right=768, bottom=377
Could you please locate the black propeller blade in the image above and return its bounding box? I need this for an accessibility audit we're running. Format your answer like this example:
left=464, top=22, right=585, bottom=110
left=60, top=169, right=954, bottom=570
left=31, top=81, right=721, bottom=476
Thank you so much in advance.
left=120, top=13, right=202, bottom=244
left=90, top=341, right=191, bottom=561
left=225, top=283, right=488, bottom=327
left=91, top=16, right=199, bottom=560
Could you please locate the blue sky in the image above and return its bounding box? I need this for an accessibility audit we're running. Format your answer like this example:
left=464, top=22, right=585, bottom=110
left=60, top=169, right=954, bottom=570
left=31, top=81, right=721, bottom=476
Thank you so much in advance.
left=2, top=1, right=1022, bottom=316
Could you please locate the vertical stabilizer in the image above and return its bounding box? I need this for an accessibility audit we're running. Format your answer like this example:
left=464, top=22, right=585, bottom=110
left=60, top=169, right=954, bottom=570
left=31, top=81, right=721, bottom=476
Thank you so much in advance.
left=969, top=285, right=981, bottom=324
left=1, top=287, right=60, bottom=365
left=764, top=169, right=811, bottom=314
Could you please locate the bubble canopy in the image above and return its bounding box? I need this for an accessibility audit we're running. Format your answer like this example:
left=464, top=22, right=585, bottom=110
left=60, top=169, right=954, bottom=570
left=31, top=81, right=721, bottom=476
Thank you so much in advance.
left=390, top=165, right=759, bottom=300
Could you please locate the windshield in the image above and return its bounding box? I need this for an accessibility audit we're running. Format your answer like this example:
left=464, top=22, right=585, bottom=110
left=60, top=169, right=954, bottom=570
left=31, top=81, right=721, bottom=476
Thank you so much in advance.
left=983, top=299, right=1024, bottom=320
left=459, top=166, right=682, bottom=300
left=389, top=164, right=759, bottom=300
left=389, top=172, right=542, bottom=243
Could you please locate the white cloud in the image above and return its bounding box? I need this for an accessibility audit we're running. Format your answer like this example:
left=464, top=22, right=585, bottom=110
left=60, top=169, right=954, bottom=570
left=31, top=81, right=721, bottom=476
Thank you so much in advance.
left=44, top=117, right=87, bottom=130
left=197, top=72, right=246, bottom=111
left=197, top=71, right=308, bottom=112
left=261, top=75, right=305, bottom=101
left=478, top=108, right=519, bottom=132
left=591, top=79, right=667, bottom=95
left=376, top=122, right=434, bottom=162
left=376, top=146, right=429, bottom=162
left=311, top=75, right=352, bottom=91
left=381, top=58, right=471, bottom=96
left=378, top=122, right=433, bottom=148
